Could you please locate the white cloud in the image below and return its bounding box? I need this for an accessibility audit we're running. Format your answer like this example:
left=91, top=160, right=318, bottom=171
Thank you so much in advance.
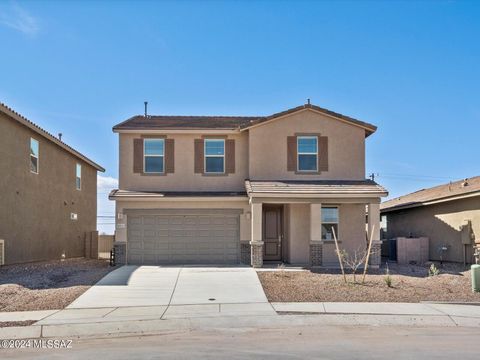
left=0, top=2, right=39, bottom=36
left=97, top=175, right=119, bottom=192
left=97, top=175, right=118, bottom=235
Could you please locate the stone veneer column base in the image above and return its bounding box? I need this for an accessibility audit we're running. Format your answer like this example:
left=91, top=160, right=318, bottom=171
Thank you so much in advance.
left=369, top=240, right=382, bottom=267
left=250, top=241, right=264, bottom=268
left=113, top=241, right=127, bottom=265
left=240, top=243, right=251, bottom=265
left=310, top=241, right=323, bottom=267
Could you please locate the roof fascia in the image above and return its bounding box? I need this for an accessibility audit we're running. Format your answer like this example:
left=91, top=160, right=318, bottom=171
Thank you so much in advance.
left=240, top=107, right=376, bottom=136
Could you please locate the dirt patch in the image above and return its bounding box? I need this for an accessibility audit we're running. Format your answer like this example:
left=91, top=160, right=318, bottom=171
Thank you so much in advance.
left=258, top=262, right=480, bottom=303
left=0, top=258, right=116, bottom=312
left=0, top=321, right=36, bottom=328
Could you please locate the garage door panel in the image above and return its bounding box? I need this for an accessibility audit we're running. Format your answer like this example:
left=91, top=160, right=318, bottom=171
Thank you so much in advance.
left=127, top=212, right=240, bottom=265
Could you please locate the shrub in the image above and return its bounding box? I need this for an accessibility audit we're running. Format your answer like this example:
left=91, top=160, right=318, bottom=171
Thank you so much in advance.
left=384, top=263, right=393, bottom=288
left=428, top=263, right=440, bottom=277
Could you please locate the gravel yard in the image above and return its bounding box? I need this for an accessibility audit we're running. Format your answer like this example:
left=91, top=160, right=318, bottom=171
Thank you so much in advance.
left=0, top=258, right=115, bottom=312
left=258, top=262, right=480, bottom=303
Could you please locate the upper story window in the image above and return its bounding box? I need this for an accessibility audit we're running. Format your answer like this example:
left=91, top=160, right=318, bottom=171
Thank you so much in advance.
left=322, top=206, right=339, bottom=241
left=144, top=138, right=164, bottom=173
left=204, top=139, right=225, bottom=173
left=297, top=136, right=318, bottom=172
left=30, top=138, right=39, bottom=174
left=76, top=164, right=82, bottom=190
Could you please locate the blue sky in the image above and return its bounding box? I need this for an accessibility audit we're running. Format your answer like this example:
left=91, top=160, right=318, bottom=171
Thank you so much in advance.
left=1, top=0, right=479, bottom=233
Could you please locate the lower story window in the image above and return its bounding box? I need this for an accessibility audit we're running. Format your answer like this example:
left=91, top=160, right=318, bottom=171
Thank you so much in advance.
left=321, top=206, right=339, bottom=240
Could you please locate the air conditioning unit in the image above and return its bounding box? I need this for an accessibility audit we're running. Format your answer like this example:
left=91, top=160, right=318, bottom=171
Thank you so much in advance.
left=0, top=239, right=4, bottom=266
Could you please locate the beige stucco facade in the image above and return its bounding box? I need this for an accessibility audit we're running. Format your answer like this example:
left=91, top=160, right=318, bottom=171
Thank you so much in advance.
left=383, top=196, right=479, bottom=263
left=119, top=132, right=248, bottom=192
left=248, top=109, right=366, bottom=180
left=112, top=106, right=385, bottom=267
left=0, top=110, right=100, bottom=265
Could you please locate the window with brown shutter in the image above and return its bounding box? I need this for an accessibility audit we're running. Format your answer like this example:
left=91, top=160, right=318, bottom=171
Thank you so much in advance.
left=164, top=138, right=175, bottom=173
left=225, top=139, right=235, bottom=174
left=194, top=138, right=204, bottom=173
left=319, top=136, right=329, bottom=171
left=133, top=138, right=144, bottom=173
left=287, top=136, right=297, bottom=171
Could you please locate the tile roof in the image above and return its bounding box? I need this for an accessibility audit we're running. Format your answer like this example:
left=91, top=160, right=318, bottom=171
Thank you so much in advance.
left=381, top=176, right=480, bottom=212
left=0, top=102, right=105, bottom=172
left=113, top=115, right=261, bottom=130
left=113, top=103, right=377, bottom=137
left=245, top=179, right=387, bottom=198
left=109, top=189, right=247, bottom=199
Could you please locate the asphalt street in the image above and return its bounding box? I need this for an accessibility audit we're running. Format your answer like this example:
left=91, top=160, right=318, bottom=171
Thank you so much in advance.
left=3, top=323, right=478, bottom=360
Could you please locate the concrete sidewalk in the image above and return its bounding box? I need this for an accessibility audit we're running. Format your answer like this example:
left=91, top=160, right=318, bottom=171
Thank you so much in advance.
left=1, top=302, right=480, bottom=340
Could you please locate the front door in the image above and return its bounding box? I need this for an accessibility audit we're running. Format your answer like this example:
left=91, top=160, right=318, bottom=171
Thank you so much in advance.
left=263, top=205, right=283, bottom=261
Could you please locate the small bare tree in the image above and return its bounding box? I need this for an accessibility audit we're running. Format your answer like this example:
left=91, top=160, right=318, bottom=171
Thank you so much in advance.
left=336, top=248, right=369, bottom=284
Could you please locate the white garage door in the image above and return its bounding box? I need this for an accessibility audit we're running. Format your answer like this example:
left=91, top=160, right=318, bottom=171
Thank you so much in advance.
left=127, top=211, right=240, bottom=265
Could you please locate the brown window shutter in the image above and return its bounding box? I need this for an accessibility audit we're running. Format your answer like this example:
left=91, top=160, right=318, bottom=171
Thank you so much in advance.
left=165, top=138, right=175, bottom=173
left=194, top=139, right=204, bottom=174
left=133, top=138, right=144, bottom=173
left=225, top=139, right=235, bottom=174
left=287, top=136, right=297, bottom=171
left=319, top=136, right=329, bottom=171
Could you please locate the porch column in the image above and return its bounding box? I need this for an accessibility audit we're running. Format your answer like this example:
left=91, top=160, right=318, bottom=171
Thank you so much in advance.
left=114, top=206, right=127, bottom=265
left=250, top=202, right=263, bottom=268
left=310, top=203, right=323, bottom=267
left=367, top=202, right=382, bottom=268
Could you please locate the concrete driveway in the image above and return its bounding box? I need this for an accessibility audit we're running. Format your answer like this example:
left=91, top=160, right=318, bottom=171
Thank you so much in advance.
left=68, top=265, right=269, bottom=309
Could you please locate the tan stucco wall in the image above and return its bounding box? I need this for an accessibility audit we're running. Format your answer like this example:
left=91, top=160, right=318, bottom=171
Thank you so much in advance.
left=286, top=203, right=366, bottom=266
left=286, top=204, right=310, bottom=264
left=248, top=109, right=366, bottom=180
left=115, top=199, right=251, bottom=243
left=384, top=197, right=479, bottom=263
left=0, top=112, right=98, bottom=264
left=119, top=132, right=249, bottom=192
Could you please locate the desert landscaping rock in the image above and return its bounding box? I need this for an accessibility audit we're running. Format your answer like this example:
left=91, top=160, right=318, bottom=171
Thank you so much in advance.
left=0, top=258, right=116, bottom=312
left=258, top=262, right=480, bottom=303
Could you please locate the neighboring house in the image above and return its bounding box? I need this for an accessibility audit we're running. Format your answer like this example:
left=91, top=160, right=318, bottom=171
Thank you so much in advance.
left=0, top=102, right=105, bottom=265
left=381, top=177, right=479, bottom=264
left=110, top=103, right=387, bottom=267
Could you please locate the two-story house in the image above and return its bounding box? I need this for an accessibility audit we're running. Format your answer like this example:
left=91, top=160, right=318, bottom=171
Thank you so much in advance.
left=110, top=103, right=387, bottom=267
left=0, top=102, right=104, bottom=265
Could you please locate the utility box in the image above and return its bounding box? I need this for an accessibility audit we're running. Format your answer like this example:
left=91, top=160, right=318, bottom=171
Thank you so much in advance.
left=472, top=264, right=480, bottom=293
left=396, top=237, right=429, bottom=265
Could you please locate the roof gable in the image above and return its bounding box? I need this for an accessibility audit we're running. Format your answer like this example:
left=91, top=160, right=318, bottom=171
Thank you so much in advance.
left=240, top=104, right=377, bottom=137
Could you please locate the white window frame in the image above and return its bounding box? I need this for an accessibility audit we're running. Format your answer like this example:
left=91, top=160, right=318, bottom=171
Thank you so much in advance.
left=30, top=138, right=39, bottom=174
left=143, top=138, right=165, bottom=174
left=76, top=163, right=82, bottom=190
left=204, top=139, right=225, bottom=174
left=297, top=135, right=318, bottom=172
left=321, top=206, right=339, bottom=241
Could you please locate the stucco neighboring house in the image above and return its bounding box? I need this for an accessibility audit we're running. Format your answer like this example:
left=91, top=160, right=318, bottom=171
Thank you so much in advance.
left=109, top=102, right=388, bottom=267
left=0, top=102, right=105, bottom=265
left=381, top=177, right=480, bottom=264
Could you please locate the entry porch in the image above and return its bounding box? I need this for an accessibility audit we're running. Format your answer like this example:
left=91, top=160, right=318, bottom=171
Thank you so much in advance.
left=243, top=180, right=388, bottom=268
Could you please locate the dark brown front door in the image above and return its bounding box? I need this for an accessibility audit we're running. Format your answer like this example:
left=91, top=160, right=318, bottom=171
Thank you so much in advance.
left=263, top=205, right=283, bottom=261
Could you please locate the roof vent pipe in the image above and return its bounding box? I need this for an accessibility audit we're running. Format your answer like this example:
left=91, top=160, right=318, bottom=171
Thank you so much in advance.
left=144, top=101, right=148, bottom=117
left=58, top=133, right=62, bottom=141
left=307, top=98, right=311, bottom=105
